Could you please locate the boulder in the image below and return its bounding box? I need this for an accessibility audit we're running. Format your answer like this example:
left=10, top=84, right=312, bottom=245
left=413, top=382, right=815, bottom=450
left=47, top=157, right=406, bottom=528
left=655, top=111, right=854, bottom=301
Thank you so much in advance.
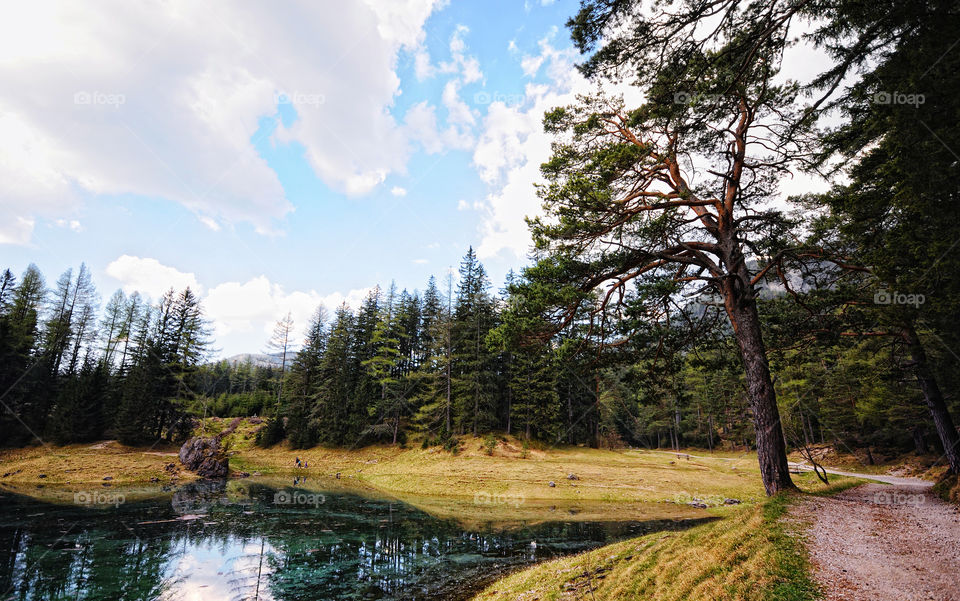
left=178, top=437, right=229, bottom=478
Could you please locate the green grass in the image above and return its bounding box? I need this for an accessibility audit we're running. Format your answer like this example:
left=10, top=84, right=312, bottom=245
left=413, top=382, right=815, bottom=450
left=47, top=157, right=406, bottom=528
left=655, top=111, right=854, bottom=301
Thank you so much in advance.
left=470, top=477, right=858, bottom=601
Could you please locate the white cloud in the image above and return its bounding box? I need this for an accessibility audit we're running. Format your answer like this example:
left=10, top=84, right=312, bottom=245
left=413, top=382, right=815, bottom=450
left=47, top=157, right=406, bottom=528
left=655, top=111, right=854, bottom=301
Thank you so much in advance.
left=54, top=219, right=83, bottom=232
left=405, top=101, right=473, bottom=154
left=412, top=258, right=428, bottom=264
left=198, top=216, right=222, bottom=232
left=439, top=25, right=483, bottom=84
left=317, top=287, right=371, bottom=313
left=521, top=55, right=545, bottom=77
left=471, top=38, right=592, bottom=259
left=204, top=276, right=371, bottom=342
left=390, top=186, right=408, bottom=197
left=206, top=276, right=314, bottom=337
left=414, top=48, right=435, bottom=80
left=0, top=0, right=446, bottom=243
left=105, top=255, right=202, bottom=299
left=107, top=254, right=370, bottom=351
left=0, top=216, right=35, bottom=245
left=442, top=80, right=476, bottom=126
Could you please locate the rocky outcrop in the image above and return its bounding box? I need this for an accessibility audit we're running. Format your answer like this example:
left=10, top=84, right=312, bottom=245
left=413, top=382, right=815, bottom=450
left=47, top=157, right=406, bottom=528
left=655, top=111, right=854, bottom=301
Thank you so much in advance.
left=178, top=437, right=228, bottom=478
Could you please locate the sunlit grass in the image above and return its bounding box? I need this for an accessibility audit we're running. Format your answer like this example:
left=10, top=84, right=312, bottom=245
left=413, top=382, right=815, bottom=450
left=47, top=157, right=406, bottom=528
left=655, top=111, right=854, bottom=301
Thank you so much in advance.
left=470, top=477, right=859, bottom=601
left=234, top=436, right=769, bottom=505
left=0, top=440, right=191, bottom=487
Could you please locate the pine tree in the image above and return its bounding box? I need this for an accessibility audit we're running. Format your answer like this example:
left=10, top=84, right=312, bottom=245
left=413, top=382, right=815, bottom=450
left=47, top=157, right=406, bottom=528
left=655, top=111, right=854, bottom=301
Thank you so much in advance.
left=362, top=284, right=406, bottom=444
left=312, top=305, right=359, bottom=446
left=281, top=306, right=328, bottom=448
left=410, top=276, right=450, bottom=435
left=509, top=344, right=558, bottom=440
left=451, top=248, right=498, bottom=435
left=0, top=265, right=45, bottom=444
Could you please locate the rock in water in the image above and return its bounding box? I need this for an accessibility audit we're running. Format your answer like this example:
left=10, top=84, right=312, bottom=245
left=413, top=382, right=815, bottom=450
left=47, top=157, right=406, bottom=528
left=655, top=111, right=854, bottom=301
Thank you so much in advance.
left=178, top=437, right=229, bottom=478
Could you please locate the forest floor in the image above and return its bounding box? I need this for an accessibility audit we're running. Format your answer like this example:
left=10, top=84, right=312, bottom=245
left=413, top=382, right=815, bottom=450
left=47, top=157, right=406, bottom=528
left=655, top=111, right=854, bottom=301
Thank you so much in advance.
left=791, top=476, right=960, bottom=601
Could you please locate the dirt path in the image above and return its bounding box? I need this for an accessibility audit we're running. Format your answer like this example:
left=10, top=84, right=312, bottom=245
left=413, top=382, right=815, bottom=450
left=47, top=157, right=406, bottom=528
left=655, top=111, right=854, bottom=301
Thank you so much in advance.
left=793, top=474, right=960, bottom=601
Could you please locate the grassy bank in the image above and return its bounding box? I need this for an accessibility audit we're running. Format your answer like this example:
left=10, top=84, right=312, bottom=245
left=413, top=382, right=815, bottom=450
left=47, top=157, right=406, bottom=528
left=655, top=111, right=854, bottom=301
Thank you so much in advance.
left=470, top=479, right=859, bottom=601
left=1, top=434, right=761, bottom=506
left=0, top=440, right=194, bottom=486
left=0, top=418, right=848, bottom=511
left=933, top=472, right=960, bottom=505
left=234, top=439, right=765, bottom=505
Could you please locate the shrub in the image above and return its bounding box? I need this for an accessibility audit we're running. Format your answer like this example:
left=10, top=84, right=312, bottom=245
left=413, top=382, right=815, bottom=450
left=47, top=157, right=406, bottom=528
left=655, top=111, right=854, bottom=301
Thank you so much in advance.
left=483, top=433, right=498, bottom=456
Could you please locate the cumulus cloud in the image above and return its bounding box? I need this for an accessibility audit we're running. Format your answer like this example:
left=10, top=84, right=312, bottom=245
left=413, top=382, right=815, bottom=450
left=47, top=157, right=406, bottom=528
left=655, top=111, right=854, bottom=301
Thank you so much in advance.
left=391, top=186, right=408, bottom=197
left=471, top=38, right=589, bottom=259
left=195, top=275, right=369, bottom=340
left=471, top=35, right=647, bottom=260
left=105, top=255, right=202, bottom=300
left=403, top=23, right=482, bottom=154
left=0, top=0, right=446, bottom=243
left=405, top=101, right=473, bottom=154
left=107, top=255, right=369, bottom=351
left=414, top=48, right=435, bottom=80
left=521, top=55, right=545, bottom=77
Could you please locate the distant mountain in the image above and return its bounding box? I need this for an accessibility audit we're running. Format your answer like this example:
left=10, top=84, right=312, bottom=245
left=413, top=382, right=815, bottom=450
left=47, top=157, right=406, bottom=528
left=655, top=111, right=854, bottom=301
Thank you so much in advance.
left=220, top=352, right=288, bottom=369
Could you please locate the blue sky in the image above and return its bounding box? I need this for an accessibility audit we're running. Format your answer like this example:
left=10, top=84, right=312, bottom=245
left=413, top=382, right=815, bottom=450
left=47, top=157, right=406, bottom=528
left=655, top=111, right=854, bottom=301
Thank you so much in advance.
left=0, top=0, right=589, bottom=356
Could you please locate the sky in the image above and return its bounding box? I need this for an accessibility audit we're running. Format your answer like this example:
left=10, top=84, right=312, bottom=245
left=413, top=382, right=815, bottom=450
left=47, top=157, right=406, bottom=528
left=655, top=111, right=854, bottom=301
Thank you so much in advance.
left=0, top=0, right=833, bottom=358
left=0, top=0, right=600, bottom=356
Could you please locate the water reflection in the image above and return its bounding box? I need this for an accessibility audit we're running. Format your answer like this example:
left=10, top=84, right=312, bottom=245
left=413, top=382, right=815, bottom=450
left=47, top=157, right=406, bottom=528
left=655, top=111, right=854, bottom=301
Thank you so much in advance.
left=0, top=480, right=711, bottom=600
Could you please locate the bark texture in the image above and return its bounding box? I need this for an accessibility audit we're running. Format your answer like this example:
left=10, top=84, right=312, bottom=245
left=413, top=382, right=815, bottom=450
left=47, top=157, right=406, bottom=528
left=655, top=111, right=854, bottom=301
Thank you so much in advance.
left=904, top=324, right=960, bottom=474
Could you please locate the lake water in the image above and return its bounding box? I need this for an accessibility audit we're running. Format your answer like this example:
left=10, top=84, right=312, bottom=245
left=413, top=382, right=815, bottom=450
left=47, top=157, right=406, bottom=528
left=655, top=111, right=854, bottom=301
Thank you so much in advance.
left=0, top=479, right=707, bottom=600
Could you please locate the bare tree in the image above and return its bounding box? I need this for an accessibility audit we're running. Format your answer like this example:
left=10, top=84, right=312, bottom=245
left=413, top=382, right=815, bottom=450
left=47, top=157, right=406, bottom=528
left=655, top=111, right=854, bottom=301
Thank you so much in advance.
left=267, top=312, right=295, bottom=411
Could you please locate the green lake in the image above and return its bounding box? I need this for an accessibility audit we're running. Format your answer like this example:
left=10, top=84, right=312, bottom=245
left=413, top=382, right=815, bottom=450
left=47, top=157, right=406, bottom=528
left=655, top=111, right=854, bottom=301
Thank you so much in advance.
left=0, top=479, right=707, bottom=600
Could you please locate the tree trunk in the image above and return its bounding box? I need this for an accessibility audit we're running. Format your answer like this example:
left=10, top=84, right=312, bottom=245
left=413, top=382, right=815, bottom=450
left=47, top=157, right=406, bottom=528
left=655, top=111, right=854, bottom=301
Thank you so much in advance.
left=913, top=426, right=928, bottom=455
left=904, top=323, right=960, bottom=473
left=392, top=410, right=399, bottom=445
left=724, top=291, right=796, bottom=495
left=707, top=414, right=714, bottom=451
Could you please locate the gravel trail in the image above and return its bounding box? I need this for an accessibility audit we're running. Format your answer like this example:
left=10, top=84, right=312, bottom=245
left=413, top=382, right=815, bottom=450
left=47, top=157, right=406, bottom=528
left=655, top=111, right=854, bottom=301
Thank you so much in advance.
left=793, top=476, right=960, bottom=601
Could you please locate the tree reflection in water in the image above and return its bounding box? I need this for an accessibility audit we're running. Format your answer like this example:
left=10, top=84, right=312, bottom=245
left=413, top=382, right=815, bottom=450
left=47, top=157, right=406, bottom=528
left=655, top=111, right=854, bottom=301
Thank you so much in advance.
left=0, top=480, right=711, bottom=601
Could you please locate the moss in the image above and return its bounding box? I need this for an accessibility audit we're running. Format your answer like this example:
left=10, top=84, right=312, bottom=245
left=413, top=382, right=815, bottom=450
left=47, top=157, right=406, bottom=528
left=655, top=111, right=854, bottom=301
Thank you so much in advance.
left=932, top=472, right=960, bottom=505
